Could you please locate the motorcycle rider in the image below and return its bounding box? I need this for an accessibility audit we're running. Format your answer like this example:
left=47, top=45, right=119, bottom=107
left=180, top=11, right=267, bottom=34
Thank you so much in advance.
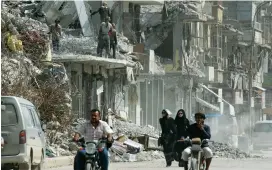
left=74, top=109, right=113, bottom=170
left=174, top=109, right=190, bottom=167
left=159, top=109, right=176, bottom=167
left=182, top=112, right=213, bottom=170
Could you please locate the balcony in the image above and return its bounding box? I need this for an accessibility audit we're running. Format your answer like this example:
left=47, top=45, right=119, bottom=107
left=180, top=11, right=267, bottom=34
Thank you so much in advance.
left=131, top=0, right=164, bottom=5
left=254, top=22, right=262, bottom=32
left=204, top=55, right=223, bottom=70
left=180, top=13, right=208, bottom=22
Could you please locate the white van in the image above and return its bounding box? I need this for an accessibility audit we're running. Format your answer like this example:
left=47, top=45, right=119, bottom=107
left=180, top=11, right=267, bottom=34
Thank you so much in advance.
left=1, top=96, right=46, bottom=170
left=252, top=120, right=272, bottom=150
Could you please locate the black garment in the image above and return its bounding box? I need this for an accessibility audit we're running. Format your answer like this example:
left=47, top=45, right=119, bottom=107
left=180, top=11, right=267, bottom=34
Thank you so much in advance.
left=91, top=6, right=111, bottom=23
left=52, top=39, right=60, bottom=52
left=187, top=123, right=211, bottom=148
left=174, top=109, right=190, bottom=162
left=109, top=29, right=117, bottom=58
left=159, top=116, right=176, bottom=165
left=174, top=109, right=190, bottom=140
left=110, top=43, right=116, bottom=58
left=97, top=35, right=103, bottom=55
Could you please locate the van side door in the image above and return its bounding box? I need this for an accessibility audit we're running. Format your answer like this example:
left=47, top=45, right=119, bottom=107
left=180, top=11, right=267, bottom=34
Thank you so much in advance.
left=30, top=107, right=45, bottom=159
left=20, top=105, right=39, bottom=161
left=27, top=107, right=42, bottom=164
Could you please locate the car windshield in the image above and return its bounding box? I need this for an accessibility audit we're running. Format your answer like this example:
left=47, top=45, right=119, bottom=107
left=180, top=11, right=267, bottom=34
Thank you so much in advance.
left=1, top=104, right=18, bottom=126
left=254, top=123, right=272, bottom=132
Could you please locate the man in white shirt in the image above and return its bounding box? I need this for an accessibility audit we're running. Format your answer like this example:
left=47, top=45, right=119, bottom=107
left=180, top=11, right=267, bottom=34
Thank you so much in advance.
left=74, top=109, right=113, bottom=170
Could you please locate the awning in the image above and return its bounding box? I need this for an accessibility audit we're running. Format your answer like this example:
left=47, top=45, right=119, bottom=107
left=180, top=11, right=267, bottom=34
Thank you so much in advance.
left=253, top=86, right=266, bottom=91
left=195, top=97, right=220, bottom=111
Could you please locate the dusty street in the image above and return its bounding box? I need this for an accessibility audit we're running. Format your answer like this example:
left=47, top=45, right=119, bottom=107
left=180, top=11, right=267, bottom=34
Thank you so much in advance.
left=48, top=157, right=272, bottom=170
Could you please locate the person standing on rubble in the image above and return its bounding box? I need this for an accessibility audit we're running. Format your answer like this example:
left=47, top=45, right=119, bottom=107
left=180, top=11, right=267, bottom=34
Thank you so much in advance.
left=91, top=2, right=111, bottom=23
left=174, top=109, right=190, bottom=167
left=109, top=23, right=117, bottom=59
left=49, top=19, right=62, bottom=52
left=159, top=109, right=176, bottom=167
left=98, top=17, right=112, bottom=58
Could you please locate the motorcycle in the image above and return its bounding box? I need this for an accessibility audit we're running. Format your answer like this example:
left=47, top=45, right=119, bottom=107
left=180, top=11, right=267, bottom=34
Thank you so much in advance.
left=188, top=138, right=212, bottom=170
left=84, top=138, right=107, bottom=170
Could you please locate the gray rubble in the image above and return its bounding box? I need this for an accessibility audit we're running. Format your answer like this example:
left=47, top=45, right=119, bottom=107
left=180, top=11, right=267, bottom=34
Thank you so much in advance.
left=112, top=119, right=160, bottom=138
left=58, top=33, right=135, bottom=62
left=210, top=142, right=263, bottom=159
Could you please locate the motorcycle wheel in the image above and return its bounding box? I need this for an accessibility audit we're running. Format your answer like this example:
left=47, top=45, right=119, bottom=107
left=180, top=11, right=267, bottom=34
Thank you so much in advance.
left=190, top=157, right=198, bottom=170
left=85, top=163, right=92, bottom=170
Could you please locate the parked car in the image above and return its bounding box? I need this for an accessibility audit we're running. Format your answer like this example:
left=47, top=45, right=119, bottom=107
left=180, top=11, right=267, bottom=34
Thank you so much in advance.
left=1, top=96, right=46, bottom=170
left=252, top=120, right=272, bottom=150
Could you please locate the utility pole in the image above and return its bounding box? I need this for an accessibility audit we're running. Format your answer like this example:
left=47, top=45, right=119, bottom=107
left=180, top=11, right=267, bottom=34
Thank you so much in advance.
left=249, top=1, right=271, bottom=142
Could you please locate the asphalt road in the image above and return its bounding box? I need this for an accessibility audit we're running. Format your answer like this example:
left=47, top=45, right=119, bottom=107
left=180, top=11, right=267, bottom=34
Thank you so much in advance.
left=48, top=157, right=272, bottom=170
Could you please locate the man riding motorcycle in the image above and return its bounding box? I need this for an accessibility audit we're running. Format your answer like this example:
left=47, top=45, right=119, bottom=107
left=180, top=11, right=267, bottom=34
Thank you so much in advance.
left=182, top=112, right=213, bottom=170
left=74, top=109, right=113, bottom=170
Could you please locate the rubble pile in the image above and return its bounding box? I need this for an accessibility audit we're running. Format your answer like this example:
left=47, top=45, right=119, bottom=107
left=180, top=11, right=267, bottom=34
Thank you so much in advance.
left=45, top=120, right=81, bottom=157
left=1, top=10, right=50, bottom=63
left=112, top=119, right=160, bottom=138
left=45, top=118, right=164, bottom=162
left=1, top=7, right=46, bottom=88
left=59, top=33, right=136, bottom=61
left=1, top=3, right=72, bottom=133
left=210, top=142, right=262, bottom=159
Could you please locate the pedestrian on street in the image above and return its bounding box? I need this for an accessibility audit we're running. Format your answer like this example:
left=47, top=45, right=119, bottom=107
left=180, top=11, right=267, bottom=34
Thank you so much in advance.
left=91, top=2, right=111, bottom=23
left=98, top=17, right=112, bottom=58
left=109, top=23, right=117, bottom=58
left=174, top=109, right=190, bottom=167
left=159, top=109, right=176, bottom=167
left=49, top=19, right=62, bottom=52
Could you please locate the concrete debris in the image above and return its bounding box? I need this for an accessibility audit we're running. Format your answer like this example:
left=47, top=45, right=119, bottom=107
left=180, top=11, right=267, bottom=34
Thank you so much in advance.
left=140, top=5, right=163, bottom=28
left=144, top=1, right=208, bottom=50
left=210, top=142, right=263, bottom=159
left=45, top=120, right=78, bottom=157
left=58, top=33, right=134, bottom=61
left=112, top=119, right=160, bottom=138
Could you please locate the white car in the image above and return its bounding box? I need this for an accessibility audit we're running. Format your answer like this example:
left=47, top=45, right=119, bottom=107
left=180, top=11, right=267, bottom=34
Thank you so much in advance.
left=252, top=120, right=272, bottom=150
left=1, top=96, right=46, bottom=170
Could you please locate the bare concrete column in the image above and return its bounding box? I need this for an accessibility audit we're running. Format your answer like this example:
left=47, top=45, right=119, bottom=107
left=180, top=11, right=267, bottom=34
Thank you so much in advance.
left=157, top=79, right=160, bottom=129
left=64, top=62, right=72, bottom=116
left=145, top=79, right=148, bottom=125
left=162, top=79, right=165, bottom=109
left=134, top=4, right=141, bottom=43
left=136, top=83, right=141, bottom=125
left=151, top=80, right=154, bottom=127
left=91, top=76, right=98, bottom=109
